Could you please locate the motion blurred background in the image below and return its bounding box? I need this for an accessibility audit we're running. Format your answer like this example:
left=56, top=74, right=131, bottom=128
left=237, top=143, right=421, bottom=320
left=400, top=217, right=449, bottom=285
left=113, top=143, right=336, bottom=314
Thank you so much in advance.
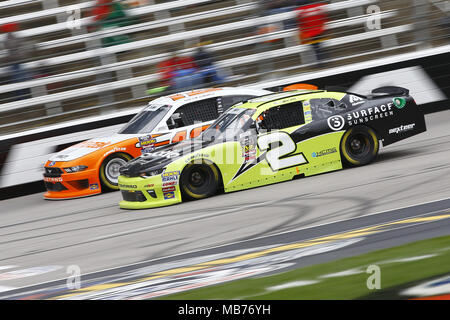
left=0, top=0, right=448, bottom=135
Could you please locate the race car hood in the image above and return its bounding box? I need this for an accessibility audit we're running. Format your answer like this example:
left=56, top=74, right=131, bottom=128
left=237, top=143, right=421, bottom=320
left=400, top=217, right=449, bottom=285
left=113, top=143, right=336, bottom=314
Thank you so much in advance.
left=49, top=134, right=137, bottom=162
left=120, top=138, right=211, bottom=177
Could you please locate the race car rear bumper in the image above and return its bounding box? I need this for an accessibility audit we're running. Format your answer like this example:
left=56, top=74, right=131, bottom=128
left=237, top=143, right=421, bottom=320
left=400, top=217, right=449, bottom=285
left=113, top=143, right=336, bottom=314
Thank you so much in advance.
left=43, top=167, right=102, bottom=199
left=118, top=175, right=182, bottom=209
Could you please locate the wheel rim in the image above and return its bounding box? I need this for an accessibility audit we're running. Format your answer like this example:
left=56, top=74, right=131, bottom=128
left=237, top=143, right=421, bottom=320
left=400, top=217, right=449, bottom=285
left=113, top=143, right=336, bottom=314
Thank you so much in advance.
left=189, top=169, right=207, bottom=188
left=347, top=133, right=370, bottom=158
left=105, top=158, right=127, bottom=184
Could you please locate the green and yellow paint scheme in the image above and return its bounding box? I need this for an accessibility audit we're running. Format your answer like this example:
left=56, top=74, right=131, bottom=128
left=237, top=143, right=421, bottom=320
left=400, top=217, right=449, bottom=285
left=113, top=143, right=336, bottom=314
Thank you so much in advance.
left=118, top=88, right=426, bottom=209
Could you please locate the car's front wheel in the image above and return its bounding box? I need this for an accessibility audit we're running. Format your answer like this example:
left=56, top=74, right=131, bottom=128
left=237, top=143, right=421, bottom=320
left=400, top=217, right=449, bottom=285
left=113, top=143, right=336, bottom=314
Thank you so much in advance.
left=340, top=126, right=379, bottom=166
left=99, top=153, right=132, bottom=191
left=180, top=161, right=220, bottom=200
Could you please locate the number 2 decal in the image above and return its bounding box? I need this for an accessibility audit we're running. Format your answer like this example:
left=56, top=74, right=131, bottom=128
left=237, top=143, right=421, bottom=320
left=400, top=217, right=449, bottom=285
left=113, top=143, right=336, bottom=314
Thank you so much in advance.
left=258, top=132, right=308, bottom=171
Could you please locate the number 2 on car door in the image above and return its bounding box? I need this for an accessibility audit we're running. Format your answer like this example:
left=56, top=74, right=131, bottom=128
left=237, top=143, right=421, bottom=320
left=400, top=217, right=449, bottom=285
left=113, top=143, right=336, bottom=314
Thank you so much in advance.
left=257, top=132, right=307, bottom=171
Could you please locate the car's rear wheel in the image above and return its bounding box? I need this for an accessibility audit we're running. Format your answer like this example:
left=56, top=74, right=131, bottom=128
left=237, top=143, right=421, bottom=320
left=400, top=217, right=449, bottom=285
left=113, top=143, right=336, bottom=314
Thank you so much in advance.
left=180, top=161, right=220, bottom=200
left=100, top=153, right=132, bottom=190
left=340, top=126, right=379, bottom=167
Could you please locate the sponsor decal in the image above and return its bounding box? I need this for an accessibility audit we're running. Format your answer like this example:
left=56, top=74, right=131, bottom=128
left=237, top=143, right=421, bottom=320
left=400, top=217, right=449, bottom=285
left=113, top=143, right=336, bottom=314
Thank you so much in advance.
left=163, top=191, right=175, bottom=200
left=312, top=147, right=337, bottom=158
left=327, top=115, right=345, bottom=131
left=239, top=133, right=258, bottom=161
left=242, top=146, right=257, bottom=161
left=349, top=94, right=365, bottom=105
left=161, top=171, right=180, bottom=183
left=75, top=141, right=111, bottom=149
left=48, top=161, right=56, bottom=167
left=162, top=186, right=176, bottom=193
left=89, top=183, right=99, bottom=190
left=184, top=153, right=210, bottom=163
left=162, top=181, right=177, bottom=187
left=144, top=184, right=154, bottom=188
left=346, top=103, right=394, bottom=126
left=389, top=123, right=416, bottom=134
left=151, top=150, right=181, bottom=159
left=138, top=134, right=157, bottom=154
left=44, top=177, right=63, bottom=183
left=103, top=147, right=126, bottom=157
left=119, top=184, right=138, bottom=189
left=393, top=97, right=406, bottom=109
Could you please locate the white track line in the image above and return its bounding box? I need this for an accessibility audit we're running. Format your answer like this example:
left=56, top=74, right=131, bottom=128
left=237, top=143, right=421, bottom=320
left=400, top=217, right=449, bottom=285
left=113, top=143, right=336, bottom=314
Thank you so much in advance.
left=2, top=196, right=449, bottom=297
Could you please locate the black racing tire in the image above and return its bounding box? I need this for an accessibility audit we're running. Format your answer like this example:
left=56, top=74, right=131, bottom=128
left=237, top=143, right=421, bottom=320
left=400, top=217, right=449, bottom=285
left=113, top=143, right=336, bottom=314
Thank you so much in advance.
left=180, top=161, right=220, bottom=201
left=99, top=153, right=132, bottom=191
left=340, top=126, right=379, bottom=167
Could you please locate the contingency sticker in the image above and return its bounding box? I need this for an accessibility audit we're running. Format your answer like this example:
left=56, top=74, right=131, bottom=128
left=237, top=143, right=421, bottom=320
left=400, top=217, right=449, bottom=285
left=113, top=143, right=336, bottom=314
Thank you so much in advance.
left=161, top=171, right=180, bottom=183
left=163, top=191, right=175, bottom=200
left=138, top=135, right=157, bottom=154
left=239, top=133, right=257, bottom=161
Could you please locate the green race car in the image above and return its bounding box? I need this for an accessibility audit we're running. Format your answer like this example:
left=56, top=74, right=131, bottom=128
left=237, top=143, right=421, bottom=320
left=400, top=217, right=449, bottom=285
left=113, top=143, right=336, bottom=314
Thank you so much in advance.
left=118, top=87, right=426, bottom=209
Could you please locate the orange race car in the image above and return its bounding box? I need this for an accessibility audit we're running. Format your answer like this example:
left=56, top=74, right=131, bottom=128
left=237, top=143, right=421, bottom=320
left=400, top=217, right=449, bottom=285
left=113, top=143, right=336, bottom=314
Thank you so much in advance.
left=43, top=87, right=270, bottom=199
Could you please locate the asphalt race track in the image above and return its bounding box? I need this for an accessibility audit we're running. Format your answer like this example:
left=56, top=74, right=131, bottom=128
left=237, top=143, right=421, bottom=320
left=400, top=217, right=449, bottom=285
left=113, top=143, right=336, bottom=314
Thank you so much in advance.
left=0, top=110, right=449, bottom=299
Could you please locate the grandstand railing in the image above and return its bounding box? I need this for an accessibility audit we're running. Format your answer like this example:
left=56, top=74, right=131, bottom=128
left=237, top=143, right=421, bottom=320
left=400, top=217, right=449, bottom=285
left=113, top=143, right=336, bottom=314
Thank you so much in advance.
left=0, top=0, right=448, bottom=133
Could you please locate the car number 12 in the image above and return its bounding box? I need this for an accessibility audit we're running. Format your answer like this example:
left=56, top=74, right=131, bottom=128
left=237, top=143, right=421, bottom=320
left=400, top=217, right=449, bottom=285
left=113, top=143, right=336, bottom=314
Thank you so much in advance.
left=257, top=132, right=307, bottom=171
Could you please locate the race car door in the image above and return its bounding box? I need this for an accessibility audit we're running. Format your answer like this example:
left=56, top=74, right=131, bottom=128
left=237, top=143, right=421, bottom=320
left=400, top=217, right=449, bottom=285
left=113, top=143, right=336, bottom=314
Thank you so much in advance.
left=253, top=99, right=343, bottom=184
left=253, top=101, right=311, bottom=185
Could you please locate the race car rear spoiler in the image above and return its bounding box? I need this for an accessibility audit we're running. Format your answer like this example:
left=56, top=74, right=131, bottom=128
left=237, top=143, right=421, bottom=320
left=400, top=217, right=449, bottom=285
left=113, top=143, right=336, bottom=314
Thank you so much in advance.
left=371, top=86, right=410, bottom=97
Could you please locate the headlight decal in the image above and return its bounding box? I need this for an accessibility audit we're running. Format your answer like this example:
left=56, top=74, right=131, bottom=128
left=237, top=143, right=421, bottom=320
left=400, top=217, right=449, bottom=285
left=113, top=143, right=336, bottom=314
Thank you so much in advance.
left=63, top=165, right=88, bottom=173
left=140, top=168, right=164, bottom=177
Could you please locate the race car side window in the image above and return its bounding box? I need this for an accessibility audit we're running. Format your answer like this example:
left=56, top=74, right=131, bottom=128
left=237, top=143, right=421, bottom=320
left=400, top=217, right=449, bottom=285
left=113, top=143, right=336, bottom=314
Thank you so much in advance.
left=166, top=112, right=184, bottom=130
left=220, top=95, right=255, bottom=113
left=171, top=97, right=220, bottom=128
left=309, top=98, right=346, bottom=121
left=258, top=102, right=305, bottom=131
left=119, top=104, right=171, bottom=134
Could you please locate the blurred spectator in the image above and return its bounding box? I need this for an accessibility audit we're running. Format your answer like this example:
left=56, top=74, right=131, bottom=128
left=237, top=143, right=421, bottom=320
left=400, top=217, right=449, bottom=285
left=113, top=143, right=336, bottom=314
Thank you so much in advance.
left=258, top=0, right=309, bottom=30
left=33, top=62, right=62, bottom=93
left=255, top=0, right=309, bottom=76
left=0, top=22, right=34, bottom=100
left=157, top=51, right=203, bottom=91
left=295, top=2, right=329, bottom=66
left=90, top=0, right=138, bottom=47
left=193, top=44, right=224, bottom=86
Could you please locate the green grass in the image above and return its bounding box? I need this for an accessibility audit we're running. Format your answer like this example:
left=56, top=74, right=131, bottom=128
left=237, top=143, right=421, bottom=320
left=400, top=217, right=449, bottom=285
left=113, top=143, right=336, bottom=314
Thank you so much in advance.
left=161, top=235, right=450, bottom=300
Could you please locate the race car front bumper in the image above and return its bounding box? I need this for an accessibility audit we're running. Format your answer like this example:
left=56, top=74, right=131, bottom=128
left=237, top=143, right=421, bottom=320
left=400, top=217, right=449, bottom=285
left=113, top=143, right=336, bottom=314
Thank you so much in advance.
left=43, top=165, right=102, bottom=199
left=118, top=175, right=182, bottom=209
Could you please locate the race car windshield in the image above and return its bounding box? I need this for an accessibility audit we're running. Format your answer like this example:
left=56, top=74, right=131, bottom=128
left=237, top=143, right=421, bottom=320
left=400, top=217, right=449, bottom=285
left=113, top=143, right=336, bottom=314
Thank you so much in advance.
left=118, top=104, right=171, bottom=134
left=202, top=108, right=256, bottom=142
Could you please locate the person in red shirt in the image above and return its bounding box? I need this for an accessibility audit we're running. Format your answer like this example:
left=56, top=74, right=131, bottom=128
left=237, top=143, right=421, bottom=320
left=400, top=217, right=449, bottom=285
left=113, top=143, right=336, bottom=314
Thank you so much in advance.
left=157, top=52, right=202, bottom=91
left=296, top=2, right=329, bottom=66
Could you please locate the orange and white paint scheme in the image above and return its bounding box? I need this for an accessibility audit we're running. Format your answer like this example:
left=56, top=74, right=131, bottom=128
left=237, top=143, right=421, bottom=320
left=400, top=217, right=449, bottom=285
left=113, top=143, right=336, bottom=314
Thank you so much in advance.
left=43, top=87, right=270, bottom=199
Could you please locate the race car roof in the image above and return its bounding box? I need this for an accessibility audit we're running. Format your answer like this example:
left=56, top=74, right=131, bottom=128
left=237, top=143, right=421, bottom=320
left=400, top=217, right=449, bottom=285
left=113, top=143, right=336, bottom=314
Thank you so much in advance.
left=233, top=90, right=355, bottom=116
left=234, top=89, right=325, bottom=108
left=148, top=87, right=271, bottom=109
